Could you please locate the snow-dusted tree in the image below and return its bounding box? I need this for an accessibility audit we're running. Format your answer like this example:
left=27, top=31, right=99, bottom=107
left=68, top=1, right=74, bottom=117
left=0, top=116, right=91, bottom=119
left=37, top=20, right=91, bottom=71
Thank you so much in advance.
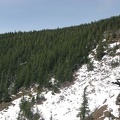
left=116, top=93, right=120, bottom=119
left=19, top=96, right=33, bottom=120
left=77, top=86, right=90, bottom=120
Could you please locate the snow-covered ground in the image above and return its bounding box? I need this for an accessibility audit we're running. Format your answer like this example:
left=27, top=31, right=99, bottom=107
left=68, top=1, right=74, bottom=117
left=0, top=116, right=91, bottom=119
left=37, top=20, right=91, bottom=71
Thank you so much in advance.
left=0, top=41, right=120, bottom=120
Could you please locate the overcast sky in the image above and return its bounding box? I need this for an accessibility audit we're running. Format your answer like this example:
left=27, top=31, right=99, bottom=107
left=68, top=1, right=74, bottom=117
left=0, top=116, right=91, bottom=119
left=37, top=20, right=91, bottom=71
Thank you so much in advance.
left=0, top=0, right=120, bottom=33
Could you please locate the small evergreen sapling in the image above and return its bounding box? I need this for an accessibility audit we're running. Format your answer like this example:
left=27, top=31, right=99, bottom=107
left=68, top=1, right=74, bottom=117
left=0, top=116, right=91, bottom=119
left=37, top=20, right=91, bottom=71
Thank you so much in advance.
left=77, top=86, right=90, bottom=120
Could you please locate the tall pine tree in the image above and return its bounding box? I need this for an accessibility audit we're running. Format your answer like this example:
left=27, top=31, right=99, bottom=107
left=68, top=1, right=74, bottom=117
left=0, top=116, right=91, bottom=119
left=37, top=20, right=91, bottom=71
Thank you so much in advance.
left=77, top=86, right=90, bottom=120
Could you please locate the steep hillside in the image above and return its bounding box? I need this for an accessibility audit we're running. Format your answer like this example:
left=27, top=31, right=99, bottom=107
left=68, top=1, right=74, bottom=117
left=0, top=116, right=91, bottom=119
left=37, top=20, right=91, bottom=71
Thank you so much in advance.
left=0, top=38, right=120, bottom=120
left=0, top=15, right=120, bottom=102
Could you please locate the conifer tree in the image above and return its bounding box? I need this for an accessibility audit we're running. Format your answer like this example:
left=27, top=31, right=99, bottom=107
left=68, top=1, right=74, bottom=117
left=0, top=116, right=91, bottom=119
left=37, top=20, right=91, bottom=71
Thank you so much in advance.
left=3, top=86, right=11, bottom=102
left=77, top=86, right=90, bottom=120
left=0, top=89, right=2, bottom=103
left=96, top=41, right=105, bottom=61
left=19, top=96, right=33, bottom=120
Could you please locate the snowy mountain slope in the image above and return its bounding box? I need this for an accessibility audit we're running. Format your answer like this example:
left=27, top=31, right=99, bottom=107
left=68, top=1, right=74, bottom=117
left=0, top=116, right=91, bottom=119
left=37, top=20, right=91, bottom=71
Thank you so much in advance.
left=0, top=41, right=120, bottom=120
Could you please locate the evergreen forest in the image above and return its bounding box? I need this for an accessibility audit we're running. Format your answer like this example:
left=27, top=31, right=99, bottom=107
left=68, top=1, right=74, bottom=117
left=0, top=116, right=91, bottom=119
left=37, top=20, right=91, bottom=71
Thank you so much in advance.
left=0, top=15, right=120, bottom=102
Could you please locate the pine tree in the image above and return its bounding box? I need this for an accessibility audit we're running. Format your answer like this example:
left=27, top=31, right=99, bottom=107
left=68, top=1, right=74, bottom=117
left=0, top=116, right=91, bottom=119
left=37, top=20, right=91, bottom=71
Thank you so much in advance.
left=77, top=86, right=90, bottom=120
left=0, top=89, right=2, bottom=103
left=3, top=83, right=11, bottom=102
left=116, top=93, right=120, bottom=119
left=96, top=41, right=105, bottom=61
left=19, top=96, right=33, bottom=120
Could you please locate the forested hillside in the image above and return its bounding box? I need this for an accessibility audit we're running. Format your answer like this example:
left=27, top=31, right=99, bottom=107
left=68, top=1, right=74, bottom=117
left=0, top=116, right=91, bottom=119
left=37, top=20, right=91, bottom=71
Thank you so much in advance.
left=0, top=15, right=120, bottom=102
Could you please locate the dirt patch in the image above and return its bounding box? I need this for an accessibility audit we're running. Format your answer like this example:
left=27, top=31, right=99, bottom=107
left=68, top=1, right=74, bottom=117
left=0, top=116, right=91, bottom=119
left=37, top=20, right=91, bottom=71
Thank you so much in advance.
left=93, top=105, right=108, bottom=120
left=0, top=102, right=11, bottom=111
left=92, top=105, right=116, bottom=120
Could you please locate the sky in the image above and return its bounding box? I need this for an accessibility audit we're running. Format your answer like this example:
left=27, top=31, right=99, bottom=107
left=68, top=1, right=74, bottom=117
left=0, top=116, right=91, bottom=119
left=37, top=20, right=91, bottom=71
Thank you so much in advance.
left=0, top=0, right=120, bottom=34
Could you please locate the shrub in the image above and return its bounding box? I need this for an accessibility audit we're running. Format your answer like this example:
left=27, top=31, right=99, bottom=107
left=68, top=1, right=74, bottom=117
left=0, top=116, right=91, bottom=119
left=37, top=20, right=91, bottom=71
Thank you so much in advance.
left=111, top=60, right=120, bottom=68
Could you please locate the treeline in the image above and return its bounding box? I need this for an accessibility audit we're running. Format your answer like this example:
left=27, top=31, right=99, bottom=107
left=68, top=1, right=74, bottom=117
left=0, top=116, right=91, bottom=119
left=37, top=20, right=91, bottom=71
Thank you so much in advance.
left=0, top=15, right=120, bottom=102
